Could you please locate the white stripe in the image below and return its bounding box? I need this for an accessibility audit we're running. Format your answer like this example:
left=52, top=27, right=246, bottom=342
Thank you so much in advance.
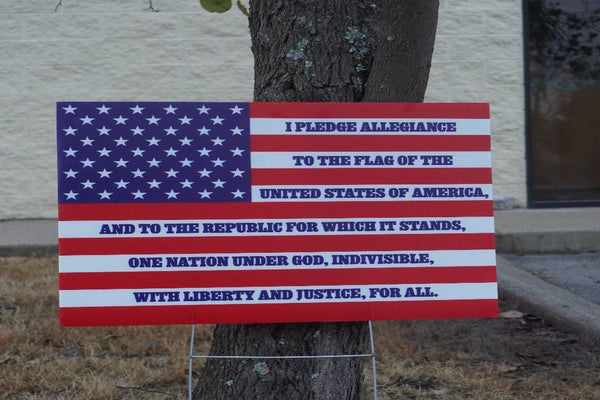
left=59, top=249, right=497, bottom=273
left=58, top=217, right=494, bottom=239
left=59, top=283, right=498, bottom=307
left=252, top=184, right=493, bottom=202
left=250, top=118, right=490, bottom=135
left=251, top=151, right=491, bottom=168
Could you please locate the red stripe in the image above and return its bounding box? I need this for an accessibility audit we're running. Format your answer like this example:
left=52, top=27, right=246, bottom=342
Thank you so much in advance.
left=59, top=266, right=497, bottom=290
left=252, top=168, right=492, bottom=185
left=251, top=135, right=490, bottom=152
left=59, top=299, right=498, bottom=326
left=58, top=200, right=493, bottom=221
left=59, top=233, right=495, bottom=255
left=249, top=102, right=490, bottom=119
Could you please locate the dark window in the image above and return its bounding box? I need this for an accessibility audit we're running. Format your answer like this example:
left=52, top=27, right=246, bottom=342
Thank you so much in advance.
left=525, top=0, right=600, bottom=207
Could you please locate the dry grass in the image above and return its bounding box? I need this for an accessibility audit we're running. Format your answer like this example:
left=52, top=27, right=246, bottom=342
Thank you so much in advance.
left=2, top=256, right=600, bottom=399
left=370, top=317, right=600, bottom=400
left=0, top=256, right=209, bottom=399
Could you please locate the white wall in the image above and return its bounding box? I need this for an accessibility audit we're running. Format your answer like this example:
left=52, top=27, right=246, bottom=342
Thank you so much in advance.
left=0, top=0, right=526, bottom=219
left=427, top=0, right=526, bottom=205
left=0, top=0, right=254, bottom=219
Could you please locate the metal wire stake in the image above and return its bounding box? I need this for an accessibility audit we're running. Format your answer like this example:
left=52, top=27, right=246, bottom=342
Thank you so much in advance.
left=188, top=322, right=378, bottom=400
left=369, top=320, right=378, bottom=400
left=188, top=324, right=195, bottom=400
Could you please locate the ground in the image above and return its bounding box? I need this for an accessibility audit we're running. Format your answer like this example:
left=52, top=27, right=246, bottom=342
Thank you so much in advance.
left=1, top=256, right=599, bottom=399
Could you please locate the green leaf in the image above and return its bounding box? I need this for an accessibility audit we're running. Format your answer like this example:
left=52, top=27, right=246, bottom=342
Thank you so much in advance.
left=237, top=0, right=249, bottom=16
left=200, top=0, right=232, bottom=13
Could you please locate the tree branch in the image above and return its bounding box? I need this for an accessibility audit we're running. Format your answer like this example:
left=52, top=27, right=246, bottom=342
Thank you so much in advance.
left=145, top=0, right=160, bottom=12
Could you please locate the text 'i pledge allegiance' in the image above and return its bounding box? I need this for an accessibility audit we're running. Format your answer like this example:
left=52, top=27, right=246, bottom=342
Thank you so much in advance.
left=284, top=121, right=457, bottom=133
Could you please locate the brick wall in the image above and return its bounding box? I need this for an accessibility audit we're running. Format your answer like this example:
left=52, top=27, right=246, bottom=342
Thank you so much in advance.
left=0, top=0, right=254, bottom=219
left=0, top=0, right=526, bottom=219
left=427, top=0, right=526, bottom=205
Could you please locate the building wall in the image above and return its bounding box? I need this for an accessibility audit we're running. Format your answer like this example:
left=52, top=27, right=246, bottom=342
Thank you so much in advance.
left=0, top=0, right=526, bottom=220
left=427, top=0, right=526, bottom=205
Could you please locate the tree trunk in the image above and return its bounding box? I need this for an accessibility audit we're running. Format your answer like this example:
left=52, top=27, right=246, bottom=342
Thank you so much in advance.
left=193, top=1, right=438, bottom=399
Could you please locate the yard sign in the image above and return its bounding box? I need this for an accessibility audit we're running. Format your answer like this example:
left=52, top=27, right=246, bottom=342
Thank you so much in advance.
left=57, top=102, right=497, bottom=326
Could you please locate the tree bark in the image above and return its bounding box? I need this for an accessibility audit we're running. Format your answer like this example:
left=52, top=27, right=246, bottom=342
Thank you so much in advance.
left=363, top=0, right=439, bottom=102
left=193, top=1, right=438, bottom=399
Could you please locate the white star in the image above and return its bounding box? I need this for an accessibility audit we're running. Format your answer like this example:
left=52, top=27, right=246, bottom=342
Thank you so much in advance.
left=231, top=189, right=245, bottom=199
left=197, top=105, right=210, bottom=114
left=63, top=104, right=77, bottom=114
left=80, top=158, right=95, bottom=168
left=97, top=126, right=111, bottom=135
left=165, top=189, right=179, bottom=199
left=147, top=179, right=161, bottom=188
left=165, top=168, right=179, bottom=178
left=80, top=137, right=94, bottom=146
left=97, top=104, right=111, bottom=114
left=97, top=147, right=111, bottom=157
left=179, top=158, right=193, bottom=167
left=147, top=158, right=161, bottom=167
left=211, top=158, right=225, bottom=167
left=81, top=179, right=95, bottom=189
left=64, top=190, right=78, bottom=199
left=197, top=147, right=211, bottom=157
left=130, top=104, right=145, bottom=114
left=97, top=169, right=112, bottom=178
left=132, top=190, right=146, bottom=199
left=64, top=169, right=78, bottom=178
left=230, top=147, right=244, bottom=156
left=131, top=126, right=145, bottom=135
left=180, top=179, right=193, bottom=188
left=198, top=168, right=212, bottom=177
left=147, top=137, right=161, bottom=146
left=179, top=137, right=193, bottom=146
left=164, top=105, right=178, bottom=114
left=231, top=168, right=245, bottom=177
left=230, top=105, right=243, bottom=114
left=165, top=147, right=178, bottom=157
left=164, top=126, right=178, bottom=135
left=212, top=178, right=226, bottom=188
left=63, top=147, right=78, bottom=157
left=146, top=115, right=160, bottom=125
left=114, top=158, right=129, bottom=168
left=230, top=126, right=244, bottom=135
left=115, top=179, right=129, bottom=189
left=99, top=190, right=113, bottom=200
left=211, top=137, right=225, bottom=146
left=80, top=115, right=94, bottom=125
left=211, top=115, right=224, bottom=125
left=179, top=115, right=192, bottom=125
left=113, top=115, right=128, bottom=125
left=131, top=147, right=145, bottom=157
left=198, top=189, right=212, bottom=199
left=197, top=126, right=210, bottom=135
left=131, top=169, right=146, bottom=178
left=63, top=126, right=77, bottom=135
left=115, top=137, right=128, bottom=146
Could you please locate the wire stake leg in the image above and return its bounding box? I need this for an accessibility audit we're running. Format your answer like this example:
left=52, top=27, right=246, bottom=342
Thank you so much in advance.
left=188, top=321, right=378, bottom=399
left=188, top=325, right=195, bottom=400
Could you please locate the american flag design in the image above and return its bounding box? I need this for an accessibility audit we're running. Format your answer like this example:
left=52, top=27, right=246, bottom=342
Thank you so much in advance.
left=58, top=102, right=250, bottom=204
left=57, top=102, right=497, bottom=326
